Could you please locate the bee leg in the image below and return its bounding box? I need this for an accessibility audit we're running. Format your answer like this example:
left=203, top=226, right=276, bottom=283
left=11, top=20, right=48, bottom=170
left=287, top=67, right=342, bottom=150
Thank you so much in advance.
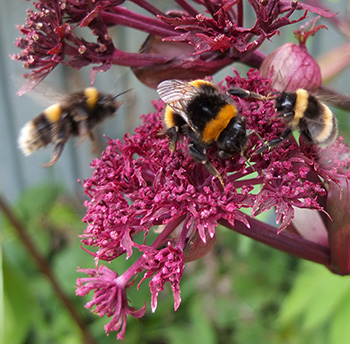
left=77, top=120, right=89, bottom=139
left=72, top=105, right=89, bottom=122
left=165, top=127, right=179, bottom=153
left=228, top=88, right=279, bottom=101
left=188, top=143, right=224, bottom=187
left=227, top=88, right=266, bottom=100
left=254, top=128, right=292, bottom=154
left=42, top=142, right=65, bottom=167
left=89, top=131, right=98, bottom=153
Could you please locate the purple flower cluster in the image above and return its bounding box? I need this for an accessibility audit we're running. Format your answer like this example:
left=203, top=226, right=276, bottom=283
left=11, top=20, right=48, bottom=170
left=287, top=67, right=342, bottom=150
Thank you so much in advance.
left=76, top=70, right=350, bottom=338
left=76, top=265, right=146, bottom=340
left=13, top=0, right=334, bottom=92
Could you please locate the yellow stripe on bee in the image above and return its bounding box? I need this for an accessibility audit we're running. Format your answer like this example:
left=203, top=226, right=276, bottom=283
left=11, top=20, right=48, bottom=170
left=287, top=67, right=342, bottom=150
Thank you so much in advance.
left=292, top=89, right=309, bottom=126
left=43, top=103, right=62, bottom=123
left=84, top=87, right=99, bottom=109
left=314, top=103, right=335, bottom=144
left=164, top=105, right=176, bottom=129
left=202, top=104, right=237, bottom=143
left=189, top=79, right=213, bottom=88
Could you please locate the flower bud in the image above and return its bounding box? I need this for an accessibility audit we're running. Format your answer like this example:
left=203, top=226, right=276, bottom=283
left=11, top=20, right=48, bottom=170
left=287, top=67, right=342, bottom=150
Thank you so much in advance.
left=260, top=17, right=326, bottom=92
left=259, top=42, right=322, bottom=92
left=184, top=232, right=216, bottom=262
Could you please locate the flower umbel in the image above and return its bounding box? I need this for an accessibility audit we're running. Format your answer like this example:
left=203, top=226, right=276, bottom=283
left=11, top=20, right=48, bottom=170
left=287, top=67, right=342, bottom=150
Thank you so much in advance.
left=77, top=70, right=350, bottom=339
left=13, top=0, right=334, bottom=92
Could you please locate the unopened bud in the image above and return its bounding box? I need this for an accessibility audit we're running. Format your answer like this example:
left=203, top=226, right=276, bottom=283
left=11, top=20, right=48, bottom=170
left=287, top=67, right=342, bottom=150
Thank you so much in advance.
left=260, top=42, right=322, bottom=92
left=260, top=17, right=326, bottom=92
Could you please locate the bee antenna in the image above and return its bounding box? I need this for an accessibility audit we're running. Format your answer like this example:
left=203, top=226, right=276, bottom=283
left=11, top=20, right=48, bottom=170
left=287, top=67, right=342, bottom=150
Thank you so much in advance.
left=278, top=71, right=286, bottom=91
left=112, top=89, right=132, bottom=100
left=265, top=91, right=279, bottom=100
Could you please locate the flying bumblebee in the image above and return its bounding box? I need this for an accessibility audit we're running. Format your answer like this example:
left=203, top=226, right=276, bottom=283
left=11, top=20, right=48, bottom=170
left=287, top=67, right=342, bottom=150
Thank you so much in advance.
left=18, top=87, right=127, bottom=166
left=228, top=87, right=338, bottom=153
left=157, top=79, right=247, bottom=186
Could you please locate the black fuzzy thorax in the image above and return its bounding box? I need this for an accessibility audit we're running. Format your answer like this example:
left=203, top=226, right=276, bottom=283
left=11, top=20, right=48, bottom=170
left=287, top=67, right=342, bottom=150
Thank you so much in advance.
left=186, top=84, right=232, bottom=133
left=61, top=92, right=118, bottom=136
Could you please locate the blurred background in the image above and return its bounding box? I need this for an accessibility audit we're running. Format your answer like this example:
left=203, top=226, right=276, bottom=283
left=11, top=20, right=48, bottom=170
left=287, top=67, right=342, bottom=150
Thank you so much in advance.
left=1, top=0, right=350, bottom=343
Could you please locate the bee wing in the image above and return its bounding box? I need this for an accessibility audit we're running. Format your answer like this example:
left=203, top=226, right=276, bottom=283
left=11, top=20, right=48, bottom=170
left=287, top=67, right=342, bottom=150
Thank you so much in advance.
left=17, top=80, right=66, bottom=107
left=157, top=79, right=199, bottom=103
left=157, top=79, right=200, bottom=133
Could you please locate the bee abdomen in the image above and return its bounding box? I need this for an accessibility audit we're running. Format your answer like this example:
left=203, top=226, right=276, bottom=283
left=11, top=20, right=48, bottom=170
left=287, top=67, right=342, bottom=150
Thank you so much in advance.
left=18, top=113, right=57, bottom=155
left=313, top=103, right=338, bottom=145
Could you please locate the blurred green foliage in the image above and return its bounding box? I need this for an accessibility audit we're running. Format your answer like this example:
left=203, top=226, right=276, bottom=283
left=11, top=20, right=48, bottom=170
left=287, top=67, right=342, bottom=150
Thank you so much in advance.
left=1, top=183, right=350, bottom=344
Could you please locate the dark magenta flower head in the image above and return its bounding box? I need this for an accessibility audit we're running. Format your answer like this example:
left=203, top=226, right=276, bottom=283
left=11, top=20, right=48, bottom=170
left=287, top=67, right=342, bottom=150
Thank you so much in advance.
left=13, top=0, right=335, bottom=93
left=76, top=69, right=350, bottom=339
left=260, top=16, right=327, bottom=91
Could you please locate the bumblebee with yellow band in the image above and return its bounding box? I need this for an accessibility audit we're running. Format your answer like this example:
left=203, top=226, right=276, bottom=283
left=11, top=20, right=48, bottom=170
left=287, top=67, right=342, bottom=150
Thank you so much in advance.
left=157, top=79, right=248, bottom=186
left=18, top=87, right=127, bottom=167
left=228, top=87, right=338, bottom=153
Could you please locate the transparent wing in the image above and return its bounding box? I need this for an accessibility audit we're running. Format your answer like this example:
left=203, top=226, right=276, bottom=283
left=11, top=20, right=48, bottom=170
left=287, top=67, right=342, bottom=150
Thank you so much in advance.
left=157, top=79, right=199, bottom=103
left=157, top=79, right=201, bottom=133
left=16, top=79, right=66, bottom=107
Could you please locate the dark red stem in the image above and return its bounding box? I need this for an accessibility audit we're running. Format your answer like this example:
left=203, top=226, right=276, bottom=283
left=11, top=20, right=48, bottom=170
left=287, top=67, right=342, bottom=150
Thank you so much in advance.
left=219, top=216, right=331, bottom=266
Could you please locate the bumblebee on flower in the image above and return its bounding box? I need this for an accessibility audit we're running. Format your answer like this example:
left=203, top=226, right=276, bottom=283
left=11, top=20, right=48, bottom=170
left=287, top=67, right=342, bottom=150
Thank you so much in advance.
left=13, top=0, right=350, bottom=341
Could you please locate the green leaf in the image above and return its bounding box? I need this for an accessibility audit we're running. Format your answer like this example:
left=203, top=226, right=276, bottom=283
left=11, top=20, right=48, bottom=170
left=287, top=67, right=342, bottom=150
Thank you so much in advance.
left=330, top=289, right=350, bottom=344
left=12, top=183, right=62, bottom=222
left=189, top=296, right=217, bottom=344
left=279, top=262, right=350, bottom=331
left=3, top=254, right=40, bottom=344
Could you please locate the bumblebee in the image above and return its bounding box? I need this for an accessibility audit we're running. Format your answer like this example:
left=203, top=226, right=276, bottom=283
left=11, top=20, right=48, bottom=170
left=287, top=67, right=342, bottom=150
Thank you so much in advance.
left=228, top=87, right=338, bottom=153
left=18, top=87, right=126, bottom=166
left=157, top=79, right=247, bottom=185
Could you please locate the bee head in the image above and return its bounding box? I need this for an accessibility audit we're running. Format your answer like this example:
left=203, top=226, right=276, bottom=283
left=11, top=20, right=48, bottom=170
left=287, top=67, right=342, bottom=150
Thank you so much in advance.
left=100, top=95, right=120, bottom=113
left=274, top=92, right=295, bottom=114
